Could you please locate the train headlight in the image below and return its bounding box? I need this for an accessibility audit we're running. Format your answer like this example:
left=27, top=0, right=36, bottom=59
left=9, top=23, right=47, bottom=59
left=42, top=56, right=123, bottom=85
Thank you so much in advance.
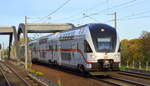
left=101, top=28, right=105, bottom=32
left=114, top=53, right=120, bottom=58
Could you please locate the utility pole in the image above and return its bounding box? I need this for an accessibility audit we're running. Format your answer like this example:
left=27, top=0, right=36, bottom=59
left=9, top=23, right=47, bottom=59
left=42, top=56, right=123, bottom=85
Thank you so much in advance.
left=25, top=16, right=28, bottom=70
left=108, top=12, right=117, bottom=29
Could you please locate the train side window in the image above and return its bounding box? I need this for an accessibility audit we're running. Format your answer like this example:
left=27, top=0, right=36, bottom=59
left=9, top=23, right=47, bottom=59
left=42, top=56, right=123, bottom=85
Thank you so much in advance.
left=84, top=40, right=92, bottom=53
left=33, top=45, right=36, bottom=50
left=39, top=38, right=48, bottom=45
left=55, top=45, right=57, bottom=50
left=49, top=45, right=53, bottom=49
left=77, top=43, right=78, bottom=49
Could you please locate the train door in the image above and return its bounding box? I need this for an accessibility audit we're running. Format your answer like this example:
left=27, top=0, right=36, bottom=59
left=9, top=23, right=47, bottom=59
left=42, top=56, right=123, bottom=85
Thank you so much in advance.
left=57, top=41, right=61, bottom=65
left=66, top=40, right=72, bottom=66
left=35, top=42, right=39, bottom=60
left=51, top=41, right=54, bottom=61
left=45, top=43, right=49, bottom=63
left=48, top=40, right=53, bottom=62
left=71, top=39, right=79, bottom=67
left=39, top=38, right=48, bottom=62
left=37, top=42, right=40, bottom=60
left=53, top=40, right=59, bottom=64
left=73, top=36, right=85, bottom=67
left=77, top=36, right=85, bottom=65
left=52, top=40, right=56, bottom=62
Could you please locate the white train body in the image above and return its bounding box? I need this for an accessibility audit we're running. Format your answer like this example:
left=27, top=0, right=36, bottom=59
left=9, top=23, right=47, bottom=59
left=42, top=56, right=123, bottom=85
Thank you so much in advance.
left=29, top=23, right=120, bottom=71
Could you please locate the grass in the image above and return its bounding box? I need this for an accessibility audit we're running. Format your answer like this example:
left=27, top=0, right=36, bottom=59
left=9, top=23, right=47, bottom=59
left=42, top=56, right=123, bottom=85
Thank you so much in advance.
left=120, top=65, right=150, bottom=71
left=28, top=68, right=44, bottom=76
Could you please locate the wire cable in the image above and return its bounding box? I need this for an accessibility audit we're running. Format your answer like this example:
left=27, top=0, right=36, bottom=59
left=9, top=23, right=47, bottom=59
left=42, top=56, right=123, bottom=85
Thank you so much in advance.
left=51, top=0, right=110, bottom=22
left=65, top=0, right=137, bottom=23
left=32, top=0, right=71, bottom=23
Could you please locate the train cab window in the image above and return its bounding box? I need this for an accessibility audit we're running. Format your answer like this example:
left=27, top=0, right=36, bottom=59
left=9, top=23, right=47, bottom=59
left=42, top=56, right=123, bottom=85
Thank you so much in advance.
left=84, top=40, right=92, bottom=53
left=97, top=38, right=112, bottom=52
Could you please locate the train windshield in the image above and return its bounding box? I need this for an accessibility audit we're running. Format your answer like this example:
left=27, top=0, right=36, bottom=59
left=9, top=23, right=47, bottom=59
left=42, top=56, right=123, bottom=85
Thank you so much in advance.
left=89, top=24, right=117, bottom=52
left=97, top=38, right=112, bottom=52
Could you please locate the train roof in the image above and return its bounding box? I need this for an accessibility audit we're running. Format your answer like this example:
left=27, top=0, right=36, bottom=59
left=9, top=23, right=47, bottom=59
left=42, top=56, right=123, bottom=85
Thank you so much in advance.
left=28, top=23, right=115, bottom=44
left=88, top=23, right=116, bottom=31
left=59, top=23, right=115, bottom=32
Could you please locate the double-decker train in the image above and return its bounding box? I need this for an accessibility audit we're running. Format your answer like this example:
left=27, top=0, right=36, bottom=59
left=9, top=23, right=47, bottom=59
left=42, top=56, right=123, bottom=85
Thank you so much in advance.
left=28, top=23, right=120, bottom=72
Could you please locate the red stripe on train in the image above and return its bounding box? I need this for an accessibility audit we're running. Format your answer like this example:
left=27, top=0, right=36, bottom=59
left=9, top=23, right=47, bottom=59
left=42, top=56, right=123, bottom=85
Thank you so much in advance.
left=32, top=48, right=87, bottom=63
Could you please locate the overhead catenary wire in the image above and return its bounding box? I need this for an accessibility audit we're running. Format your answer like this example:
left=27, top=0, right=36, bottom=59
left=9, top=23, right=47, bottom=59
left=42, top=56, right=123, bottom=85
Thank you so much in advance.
left=84, top=0, right=147, bottom=20
left=87, top=0, right=137, bottom=17
left=76, top=0, right=150, bottom=25
left=30, top=0, right=71, bottom=23
left=94, top=0, right=137, bottom=14
left=111, top=0, right=145, bottom=12
left=54, top=0, right=129, bottom=22
left=122, top=10, right=150, bottom=19
left=123, top=15, right=150, bottom=21
left=42, top=0, right=71, bottom=19
left=105, top=15, right=150, bottom=23
left=29, top=0, right=148, bottom=25
left=51, top=0, right=112, bottom=22
left=82, top=13, right=99, bottom=22
left=116, top=10, right=150, bottom=21
left=30, top=0, right=138, bottom=24
left=64, top=0, right=138, bottom=23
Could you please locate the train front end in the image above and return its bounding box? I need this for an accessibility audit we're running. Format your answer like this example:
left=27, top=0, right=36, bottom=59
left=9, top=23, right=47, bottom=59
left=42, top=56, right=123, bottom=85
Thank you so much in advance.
left=86, top=24, right=120, bottom=71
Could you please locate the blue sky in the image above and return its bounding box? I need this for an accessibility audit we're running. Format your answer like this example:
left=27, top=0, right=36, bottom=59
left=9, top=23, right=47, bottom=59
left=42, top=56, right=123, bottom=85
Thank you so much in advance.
left=0, top=0, right=150, bottom=48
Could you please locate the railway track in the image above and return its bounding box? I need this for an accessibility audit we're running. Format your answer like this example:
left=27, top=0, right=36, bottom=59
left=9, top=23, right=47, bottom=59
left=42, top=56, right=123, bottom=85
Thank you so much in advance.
left=118, top=71, right=150, bottom=80
left=58, top=66, right=150, bottom=86
left=34, top=63, right=150, bottom=86
left=92, top=75, right=149, bottom=86
left=0, top=61, right=31, bottom=86
left=0, top=65, right=11, bottom=86
left=0, top=61, right=47, bottom=86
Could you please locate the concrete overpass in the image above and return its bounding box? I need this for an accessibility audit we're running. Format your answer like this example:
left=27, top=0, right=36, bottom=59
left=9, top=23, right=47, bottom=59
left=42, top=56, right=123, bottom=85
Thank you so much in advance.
left=0, top=26, right=17, bottom=58
left=17, top=23, right=74, bottom=40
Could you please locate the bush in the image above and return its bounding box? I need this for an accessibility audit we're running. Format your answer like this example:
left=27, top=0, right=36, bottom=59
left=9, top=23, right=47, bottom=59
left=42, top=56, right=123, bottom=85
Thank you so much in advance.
left=35, top=72, right=44, bottom=76
left=28, top=68, right=36, bottom=74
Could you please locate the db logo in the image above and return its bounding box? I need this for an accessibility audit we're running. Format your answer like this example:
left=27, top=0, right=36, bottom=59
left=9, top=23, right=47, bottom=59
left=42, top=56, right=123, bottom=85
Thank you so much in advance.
left=104, top=56, right=108, bottom=59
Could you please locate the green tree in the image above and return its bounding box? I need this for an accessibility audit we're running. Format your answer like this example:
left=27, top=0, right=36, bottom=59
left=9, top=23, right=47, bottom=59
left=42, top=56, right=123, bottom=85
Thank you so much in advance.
left=140, top=31, right=150, bottom=64
left=121, top=31, right=150, bottom=67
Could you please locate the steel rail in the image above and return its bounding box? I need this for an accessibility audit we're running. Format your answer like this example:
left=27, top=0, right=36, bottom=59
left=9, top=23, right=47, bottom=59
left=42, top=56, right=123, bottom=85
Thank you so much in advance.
left=91, top=77, right=121, bottom=86
left=0, top=65, right=11, bottom=86
left=4, top=63, right=32, bottom=86
left=120, top=70, right=150, bottom=77
left=110, top=76, right=149, bottom=86
left=118, top=71, right=150, bottom=80
left=32, top=63, right=150, bottom=86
